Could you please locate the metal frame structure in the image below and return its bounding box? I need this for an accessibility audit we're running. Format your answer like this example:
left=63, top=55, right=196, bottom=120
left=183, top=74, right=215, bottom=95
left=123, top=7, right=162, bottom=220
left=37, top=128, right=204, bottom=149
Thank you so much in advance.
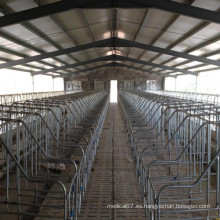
left=0, top=0, right=219, bottom=27
left=0, top=0, right=218, bottom=78
left=33, top=54, right=197, bottom=76
left=119, top=89, right=220, bottom=219
left=0, top=90, right=109, bottom=219
left=0, top=91, right=78, bottom=105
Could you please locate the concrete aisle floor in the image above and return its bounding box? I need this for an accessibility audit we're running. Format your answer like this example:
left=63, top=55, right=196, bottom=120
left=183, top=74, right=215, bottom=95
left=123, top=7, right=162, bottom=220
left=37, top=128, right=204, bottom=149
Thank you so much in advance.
left=78, top=103, right=145, bottom=220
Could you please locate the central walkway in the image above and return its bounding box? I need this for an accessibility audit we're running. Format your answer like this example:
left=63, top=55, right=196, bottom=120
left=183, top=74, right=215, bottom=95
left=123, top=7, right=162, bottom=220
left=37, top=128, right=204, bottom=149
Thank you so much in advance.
left=78, top=103, right=145, bottom=220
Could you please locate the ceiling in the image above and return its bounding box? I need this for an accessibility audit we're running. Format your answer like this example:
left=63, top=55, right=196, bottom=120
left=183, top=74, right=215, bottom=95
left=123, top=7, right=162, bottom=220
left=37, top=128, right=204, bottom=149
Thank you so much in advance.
left=0, top=0, right=219, bottom=78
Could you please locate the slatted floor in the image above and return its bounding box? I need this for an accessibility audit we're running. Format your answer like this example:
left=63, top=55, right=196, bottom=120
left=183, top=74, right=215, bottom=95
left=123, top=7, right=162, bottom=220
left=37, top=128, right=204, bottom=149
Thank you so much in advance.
left=78, top=103, right=145, bottom=220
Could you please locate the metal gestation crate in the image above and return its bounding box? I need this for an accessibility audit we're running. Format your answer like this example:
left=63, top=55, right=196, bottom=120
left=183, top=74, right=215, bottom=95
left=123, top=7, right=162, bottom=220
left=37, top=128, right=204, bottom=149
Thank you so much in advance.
left=0, top=91, right=109, bottom=220
left=119, top=90, right=220, bottom=220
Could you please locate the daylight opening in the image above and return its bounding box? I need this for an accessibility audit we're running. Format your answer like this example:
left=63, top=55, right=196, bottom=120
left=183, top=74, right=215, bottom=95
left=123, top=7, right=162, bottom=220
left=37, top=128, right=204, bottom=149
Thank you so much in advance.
left=110, top=80, right=118, bottom=103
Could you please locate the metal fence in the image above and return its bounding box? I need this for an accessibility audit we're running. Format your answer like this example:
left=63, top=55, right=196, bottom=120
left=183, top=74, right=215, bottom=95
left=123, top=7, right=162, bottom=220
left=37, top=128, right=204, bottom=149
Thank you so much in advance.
left=119, top=90, right=220, bottom=220
left=0, top=90, right=82, bottom=105
left=147, top=89, right=220, bottom=106
left=0, top=90, right=109, bottom=220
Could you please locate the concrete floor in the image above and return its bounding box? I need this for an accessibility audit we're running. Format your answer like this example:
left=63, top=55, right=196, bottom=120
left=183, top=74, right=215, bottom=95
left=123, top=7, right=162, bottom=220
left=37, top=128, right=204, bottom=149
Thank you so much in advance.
left=78, top=103, right=145, bottom=220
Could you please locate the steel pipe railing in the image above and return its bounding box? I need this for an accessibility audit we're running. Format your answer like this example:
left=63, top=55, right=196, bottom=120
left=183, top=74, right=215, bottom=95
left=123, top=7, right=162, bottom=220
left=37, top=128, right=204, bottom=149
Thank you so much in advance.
left=0, top=90, right=109, bottom=220
left=119, top=90, right=220, bottom=220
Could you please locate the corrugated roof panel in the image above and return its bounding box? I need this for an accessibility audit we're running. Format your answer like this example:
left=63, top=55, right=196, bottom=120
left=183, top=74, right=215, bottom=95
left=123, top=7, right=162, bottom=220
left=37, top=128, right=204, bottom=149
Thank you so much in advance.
left=55, top=10, right=85, bottom=30
left=166, top=57, right=188, bottom=66
left=174, top=36, right=206, bottom=51
left=89, top=22, right=111, bottom=41
left=118, top=9, right=146, bottom=24
left=192, top=0, right=220, bottom=10
left=178, top=61, right=204, bottom=68
left=47, top=32, right=75, bottom=48
left=168, top=44, right=188, bottom=53
left=0, top=0, right=218, bottom=76
left=2, top=24, right=43, bottom=42
left=168, top=16, right=202, bottom=34
left=152, top=54, right=175, bottom=63
left=208, top=54, right=220, bottom=60
left=193, top=23, right=220, bottom=40
left=137, top=26, right=164, bottom=45
left=142, top=9, right=175, bottom=30
left=0, top=40, right=40, bottom=56
left=28, top=16, right=64, bottom=36
left=155, top=31, right=186, bottom=49
left=28, top=61, right=55, bottom=69
left=68, top=28, right=93, bottom=45
left=0, top=0, right=36, bottom=11
left=41, top=57, right=63, bottom=66
left=141, top=51, right=160, bottom=61
left=190, top=64, right=217, bottom=71
left=202, top=40, right=220, bottom=52
left=128, top=48, right=144, bottom=59
left=83, top=9, right=112, bottom=24
left=15, top=64, right=41, bottom=72
left=0, top=51, right=21, bottom=60
left=117, top=21, right=141, bottom=40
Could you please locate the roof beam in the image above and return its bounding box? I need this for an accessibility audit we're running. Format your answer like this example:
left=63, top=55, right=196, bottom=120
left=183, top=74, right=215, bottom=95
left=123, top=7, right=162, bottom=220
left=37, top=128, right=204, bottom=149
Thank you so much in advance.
left=33, top=54, right=196, bottom=76
left=63, top=62, right=164, bottom=78
left=0, top=38, right=112, bottom=69
left=33, top=55, right=153, bottom=75
left=141, top=21, right=210, bottom=70
left=0, top=0, right=219, bottom=29
left=110, top=62, right=175, bottom=77
left=130, top=0, right=220, bottom=24
left=33, top=55, right=115, bottom=75
left=67, top=63, right=116, bottom=77
left=112, top=7, right=118, bottom=54
left=114, top=55, right=197, bottom=75
left=116, top=38, right=220, bottom=67
left=127, top=9, right=150, bottom=58
left=157, top=35, right=220, bottom=74
left=160, top=46, right=220, bottom=75
left=0, top=5, right=72, bottom=70
left=1, top=37, right=219, bottom=71
left=34, top=0, right=83, bottom=70
left=138, top=0, right=195, bottom=60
